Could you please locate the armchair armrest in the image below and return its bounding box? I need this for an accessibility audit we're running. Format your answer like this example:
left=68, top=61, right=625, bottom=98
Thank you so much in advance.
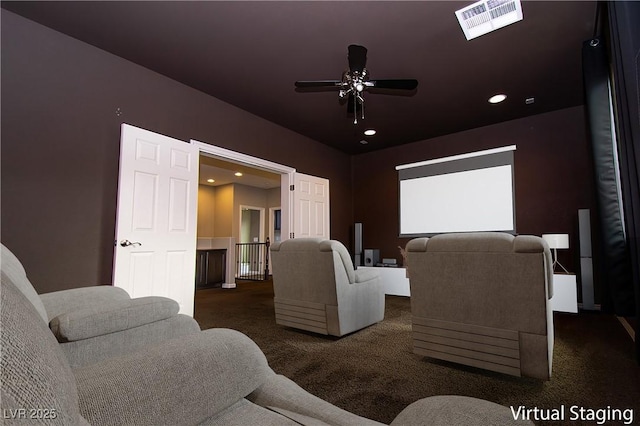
left=354, top=267, right=379, bottom=283
left=49, top=296, right=179, bottom=342
left=40, top=286, right=131, bottom=321
left=75, top=328, right=272, bottom=426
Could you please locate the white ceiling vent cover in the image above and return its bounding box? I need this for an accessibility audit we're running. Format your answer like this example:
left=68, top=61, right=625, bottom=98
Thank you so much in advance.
left=455, top=0, right=523, bottom=40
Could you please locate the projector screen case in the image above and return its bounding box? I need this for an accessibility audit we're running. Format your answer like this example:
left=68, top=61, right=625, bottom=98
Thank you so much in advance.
left=396, top=146, right=516, bottom=237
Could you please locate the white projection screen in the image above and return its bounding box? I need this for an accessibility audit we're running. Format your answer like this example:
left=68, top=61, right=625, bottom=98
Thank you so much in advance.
left=396, top=146, right=516, bottom=237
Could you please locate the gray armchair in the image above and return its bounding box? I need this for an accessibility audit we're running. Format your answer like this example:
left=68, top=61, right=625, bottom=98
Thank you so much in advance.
left=270, top=238, right=385, bottom=336
left=406, top=232, right=554, bottom=380
left=1, top=272, right=530, bottom=425
left=1, top=243, right=200, bottom=367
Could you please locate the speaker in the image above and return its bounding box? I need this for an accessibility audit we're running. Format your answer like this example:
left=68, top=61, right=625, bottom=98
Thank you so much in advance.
left=354, top=223, right=363, bottom=266
left=578, top=208, right=596, bottom=310
left=364, top=249, right=380, bottom=267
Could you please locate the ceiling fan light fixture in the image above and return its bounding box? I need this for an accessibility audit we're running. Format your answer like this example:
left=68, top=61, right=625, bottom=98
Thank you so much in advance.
left=488, top=94, right=507, bottom=104
left=294, top=44, right=418, bottom=125
left=364, top=129, right=377, bottom=136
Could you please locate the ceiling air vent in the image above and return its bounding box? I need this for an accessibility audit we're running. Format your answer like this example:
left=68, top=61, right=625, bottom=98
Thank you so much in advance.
left=455, top=0, right=523, bottom=40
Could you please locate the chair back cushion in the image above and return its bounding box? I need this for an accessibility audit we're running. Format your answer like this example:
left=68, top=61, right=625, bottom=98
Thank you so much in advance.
left=406, top=232, right=554, bottom=379
left=1, top=243, right=48, bottom=323
left=270, top=238, right=347, bottom=305
left=406, top=232, right=551, bottom=335
left=0, top=278, right=88, bottom=425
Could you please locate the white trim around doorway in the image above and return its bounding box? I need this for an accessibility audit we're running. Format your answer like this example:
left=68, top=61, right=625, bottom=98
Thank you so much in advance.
left=190, top=140, right=296, bottom=242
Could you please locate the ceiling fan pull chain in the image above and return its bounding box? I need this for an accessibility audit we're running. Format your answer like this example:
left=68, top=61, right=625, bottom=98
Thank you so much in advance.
left=353, top=94, right=358, bottom=124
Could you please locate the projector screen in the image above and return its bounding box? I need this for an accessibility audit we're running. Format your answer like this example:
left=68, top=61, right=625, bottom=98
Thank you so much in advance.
left=396, top=146, right=516, bottom=237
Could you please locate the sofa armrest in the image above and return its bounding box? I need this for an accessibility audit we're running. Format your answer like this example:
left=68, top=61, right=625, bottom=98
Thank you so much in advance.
left=40, top=286, right=131, bottom=321
left=49, top=296, right=179, bottom=342
left=61, top=314, right=201, bottom=368
left=248, top=374, right=385, bottom=426
left=75, top=328, right=271, bottom=426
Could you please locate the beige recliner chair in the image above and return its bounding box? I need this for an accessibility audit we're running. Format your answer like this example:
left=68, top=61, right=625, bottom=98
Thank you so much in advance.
left=270, top=238, right=385, bottom=336
left=406, top=232, right=554, bottom=380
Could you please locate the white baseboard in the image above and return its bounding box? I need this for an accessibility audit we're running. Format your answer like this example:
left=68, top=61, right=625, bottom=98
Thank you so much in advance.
left=221, top=283, right=237, bottom=289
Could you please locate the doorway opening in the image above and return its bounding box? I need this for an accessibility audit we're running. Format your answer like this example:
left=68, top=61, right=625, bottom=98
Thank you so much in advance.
left=193, top=141, right=294, bottom=293
left=237, top=205, right=269, bottom=281
left=240, top=206, right=265, bottom=244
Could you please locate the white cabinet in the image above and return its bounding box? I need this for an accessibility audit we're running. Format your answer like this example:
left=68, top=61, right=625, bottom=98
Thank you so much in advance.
left=551, top=273, right=578, bottom=313
left=359, top=268, right=577, bottom=311
left=359, top=267, right=410, bottom=296
left=197, top=237, right=236, bottom=289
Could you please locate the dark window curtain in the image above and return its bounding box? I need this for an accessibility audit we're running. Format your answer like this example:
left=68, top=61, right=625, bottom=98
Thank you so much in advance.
left=582, top=3, right=637, bottom=321
left=606, top=1, right=640, bottom=362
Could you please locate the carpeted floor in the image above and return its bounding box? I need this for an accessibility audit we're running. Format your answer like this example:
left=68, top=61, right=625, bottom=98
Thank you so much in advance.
left=194, top=280, right=640, bottom=425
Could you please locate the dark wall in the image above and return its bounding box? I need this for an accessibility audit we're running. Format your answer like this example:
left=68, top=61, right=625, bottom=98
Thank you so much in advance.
left=352, top=106, right=598, bottom=295
left=1, top=10, right=599, bottom=301
left=1, top=11, right=352, bottom=293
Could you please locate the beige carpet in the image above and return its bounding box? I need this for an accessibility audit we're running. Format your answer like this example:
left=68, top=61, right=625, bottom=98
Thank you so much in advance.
left=195, top=280, right=640, bottom=425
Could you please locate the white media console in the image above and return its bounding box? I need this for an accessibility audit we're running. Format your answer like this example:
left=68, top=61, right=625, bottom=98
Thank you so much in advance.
left=551, top=273, right=578, bottom=313
left=359, top=268, right=578, bottom=314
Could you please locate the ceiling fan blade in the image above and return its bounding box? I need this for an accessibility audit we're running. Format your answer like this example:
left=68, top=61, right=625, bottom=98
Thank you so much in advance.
left=370, top=79, right=418, bottom=90
left=348, top=44, right=367, bottom=73
left=295, top=80, right=342, bottom=88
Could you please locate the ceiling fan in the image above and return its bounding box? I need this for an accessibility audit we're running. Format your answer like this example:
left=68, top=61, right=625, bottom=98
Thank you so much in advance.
left=295, top=44, right=419, bottom=124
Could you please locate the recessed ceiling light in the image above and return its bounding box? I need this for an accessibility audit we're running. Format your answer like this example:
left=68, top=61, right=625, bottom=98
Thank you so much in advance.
left=359, top=140, right=369, bottom=145
left=207, top=179, right=215, bottom=183
left=364, top=129, right=376, bottom=136
left=234, top=172, right=243, bottom=177
left=525, top=97, right=535, bottom=105
left=488, top=94, right=507, bottom=104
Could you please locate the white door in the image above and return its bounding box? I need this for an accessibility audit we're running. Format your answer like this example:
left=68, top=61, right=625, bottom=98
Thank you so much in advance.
left=293, top=173, right=330, bottom=239
left=113, top=124, right=199, bottom=316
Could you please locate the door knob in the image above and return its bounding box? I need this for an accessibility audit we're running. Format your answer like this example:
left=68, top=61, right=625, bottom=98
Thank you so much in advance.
left=120, top=239, right=142, bottom=247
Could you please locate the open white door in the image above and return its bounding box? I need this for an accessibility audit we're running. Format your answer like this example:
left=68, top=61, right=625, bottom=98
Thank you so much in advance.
left=113, top=124, right=198, bottom=316
left=293, top=172, right=330, bottom=239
